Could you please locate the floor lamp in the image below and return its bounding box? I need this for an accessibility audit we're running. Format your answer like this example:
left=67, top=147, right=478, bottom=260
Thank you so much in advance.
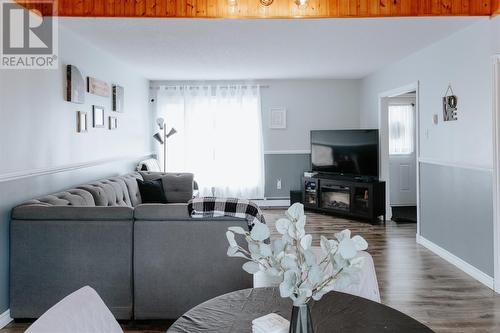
left=153, top=118, right=177, bottom=172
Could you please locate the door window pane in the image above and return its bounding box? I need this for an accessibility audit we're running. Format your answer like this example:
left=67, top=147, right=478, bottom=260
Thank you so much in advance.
left=389, top=104, right=414, bottom=155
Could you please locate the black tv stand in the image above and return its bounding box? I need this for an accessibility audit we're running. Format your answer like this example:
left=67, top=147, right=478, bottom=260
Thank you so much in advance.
left=315, top=173, right=379, bottom=183
left=302, top=174, right=386, bottom=223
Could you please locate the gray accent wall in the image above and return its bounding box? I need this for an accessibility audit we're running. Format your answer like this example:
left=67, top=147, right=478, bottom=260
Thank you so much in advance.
left=0, top=25, right=151, bottom=314
left=264, top=154, right=310, bottom=198
left=420, top=162, right=494, bottom=276
left=0, top=157, right=148, bottom=314
left=358, top=19, right=497, bottom=280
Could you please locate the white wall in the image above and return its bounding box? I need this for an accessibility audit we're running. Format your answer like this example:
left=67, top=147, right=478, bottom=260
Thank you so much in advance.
left=360, top=18, right=493, bottom=169
left=0, top=26, right=152, bottom=175
left=151, top=79, right=361, bottom=152
left=492, top=16, right=500, bottom=55
left=260, top=80, right=361, bottom=151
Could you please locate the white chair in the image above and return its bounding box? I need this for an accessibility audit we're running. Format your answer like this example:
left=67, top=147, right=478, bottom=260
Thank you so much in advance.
left=26, top=286, right=123, bottom=333
left=254, top=249, right=381, bottom=303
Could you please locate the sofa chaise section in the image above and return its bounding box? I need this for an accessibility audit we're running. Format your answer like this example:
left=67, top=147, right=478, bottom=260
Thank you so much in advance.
left=133, top=203, right=252, bottom=319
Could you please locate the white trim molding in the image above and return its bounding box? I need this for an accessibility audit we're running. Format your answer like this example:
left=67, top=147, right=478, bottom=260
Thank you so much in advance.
left=264, top=150, right=311, bottom=155
left=0, top=153, right=154, bottom=183
left=492, top=54, right=500, bottom=293
left=417, top=235, right=494, bottom=290
left=0, top=310, right=12, bottom=329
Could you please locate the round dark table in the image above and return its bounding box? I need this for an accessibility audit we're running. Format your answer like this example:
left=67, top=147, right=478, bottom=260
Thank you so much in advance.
left=167, top=287, right=433, bottom=333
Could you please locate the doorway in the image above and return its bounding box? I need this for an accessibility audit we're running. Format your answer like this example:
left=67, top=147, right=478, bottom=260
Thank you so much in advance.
left=387, top=92, right=417, bottom=222
left=378, top=83, right=420, bottom=230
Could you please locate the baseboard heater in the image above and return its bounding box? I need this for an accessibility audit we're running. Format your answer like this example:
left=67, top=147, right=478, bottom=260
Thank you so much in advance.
left=253, top=198, right=291, bottom=208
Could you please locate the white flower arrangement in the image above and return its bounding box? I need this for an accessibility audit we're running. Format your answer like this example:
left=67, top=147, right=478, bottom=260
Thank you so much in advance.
left=226, top=203, right=368, bottom=306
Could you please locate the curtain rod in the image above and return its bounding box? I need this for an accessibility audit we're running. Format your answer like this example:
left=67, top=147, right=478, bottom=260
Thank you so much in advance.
left=150, top=85, right=270, bottom=90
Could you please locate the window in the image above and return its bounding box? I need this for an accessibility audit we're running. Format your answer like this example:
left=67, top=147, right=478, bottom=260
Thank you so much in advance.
left=388, top=104, right=414, bottom=155
left=156, top=85, right=265, bottom=199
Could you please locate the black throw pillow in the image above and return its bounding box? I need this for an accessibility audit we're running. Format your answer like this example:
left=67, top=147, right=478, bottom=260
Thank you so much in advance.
left=137, top=179, right=167, bottom=204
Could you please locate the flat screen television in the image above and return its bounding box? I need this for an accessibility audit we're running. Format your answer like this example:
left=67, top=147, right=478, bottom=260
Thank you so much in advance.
left=311, top=129, right=379, bottom=178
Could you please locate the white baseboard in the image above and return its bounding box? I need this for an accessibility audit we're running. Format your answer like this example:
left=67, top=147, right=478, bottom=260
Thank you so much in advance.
left=254, top=199, right=291, bottom=208
left=0, top=310, right=12, bottom=329
left=264, top=150, right=311, bottom=155
left=416, top=235, right=494, bottom=290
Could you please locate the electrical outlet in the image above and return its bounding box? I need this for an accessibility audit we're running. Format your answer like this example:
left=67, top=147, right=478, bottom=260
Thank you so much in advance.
left=277, top=179, right=282, bottom=190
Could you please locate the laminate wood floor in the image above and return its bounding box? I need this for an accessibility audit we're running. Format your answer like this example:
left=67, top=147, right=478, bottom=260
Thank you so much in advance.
left=3, top=210, right=500, bottom=333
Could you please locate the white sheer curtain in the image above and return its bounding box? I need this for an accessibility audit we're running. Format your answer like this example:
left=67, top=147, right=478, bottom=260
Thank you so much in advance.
left=156, top=85, right=265, bottom=199
left=388, top=104, right=414, bottom=155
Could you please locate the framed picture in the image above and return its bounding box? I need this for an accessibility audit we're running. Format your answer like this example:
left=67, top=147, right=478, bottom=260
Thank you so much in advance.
left=77, top=111, right=88, bottom=133
left=66, top=65, right=85, bottom=104
left=87, top=76, right=110, bottom=97
left=93, top=105, right=105, bottom=128
left=270, top=107, right=287, bottom=129
left=109, top=116, right=118, bottom=130
left=112, top=84, right=124, bottom=113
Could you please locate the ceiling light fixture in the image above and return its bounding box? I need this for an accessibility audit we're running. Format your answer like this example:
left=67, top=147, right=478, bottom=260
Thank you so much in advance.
left=258, top=0, right=306, bottom=8
left=294, top=0, right=308, bottom=6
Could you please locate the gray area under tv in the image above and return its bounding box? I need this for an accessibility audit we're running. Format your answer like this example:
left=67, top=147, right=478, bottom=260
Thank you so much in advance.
left=302, top=174, right=386, bottom=223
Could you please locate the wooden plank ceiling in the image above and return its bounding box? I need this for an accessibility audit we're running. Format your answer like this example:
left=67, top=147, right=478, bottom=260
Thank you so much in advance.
left=493, top=0, right=500, bottom=15
left=18, top=0, right=498, bottom=18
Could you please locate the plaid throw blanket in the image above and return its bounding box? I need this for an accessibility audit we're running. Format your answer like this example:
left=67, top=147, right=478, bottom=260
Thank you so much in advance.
left=187, top=197, right=265, bottom=230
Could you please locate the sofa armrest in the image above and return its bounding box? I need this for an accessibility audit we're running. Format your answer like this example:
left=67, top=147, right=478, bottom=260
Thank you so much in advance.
left=134, top=204, right=190, bottom=220
left=12, top=206, right=134, bottom=221
left=10, top=218, right=134, bottom=319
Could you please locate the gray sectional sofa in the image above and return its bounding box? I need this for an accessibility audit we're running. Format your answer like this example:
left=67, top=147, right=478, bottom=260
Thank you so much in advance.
left=10, top=171, right=252, bottom=320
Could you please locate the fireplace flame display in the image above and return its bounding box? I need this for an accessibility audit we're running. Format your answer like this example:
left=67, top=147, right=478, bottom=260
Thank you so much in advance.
left=321, top=185, right=350, bottom=211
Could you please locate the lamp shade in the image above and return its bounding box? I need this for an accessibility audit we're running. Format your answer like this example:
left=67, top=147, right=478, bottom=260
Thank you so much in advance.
left=153, top=132, right=164, bottom=144
left=166, top=127, right=177, bottom=138
left=156, top=118, right=165, bottom=130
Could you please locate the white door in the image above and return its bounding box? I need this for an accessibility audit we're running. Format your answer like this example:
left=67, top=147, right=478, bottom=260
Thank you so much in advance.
left=390, top=154, right=417, bottom=205
left=388, top=102, right=417, bottom=206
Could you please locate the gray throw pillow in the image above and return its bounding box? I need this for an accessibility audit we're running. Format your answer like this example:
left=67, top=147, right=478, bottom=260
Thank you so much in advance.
left=161, top=173, right=194, bottom=203
left=139, top=172, right=194, bottom=203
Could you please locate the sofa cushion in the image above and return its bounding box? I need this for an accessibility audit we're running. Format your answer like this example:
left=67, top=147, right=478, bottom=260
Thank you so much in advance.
left=140, top=172, right=194, bottom=203
left=78, top=177, right=133, bottom=207
left=134, top=204, right=190, bottom=220
left=18, top=189, right=96, bottom=207
left=121, top=172, right=143, bottom=207
left=136, top=179, right=167, bottom=204
left=162, top=173, right=194, bottom=203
